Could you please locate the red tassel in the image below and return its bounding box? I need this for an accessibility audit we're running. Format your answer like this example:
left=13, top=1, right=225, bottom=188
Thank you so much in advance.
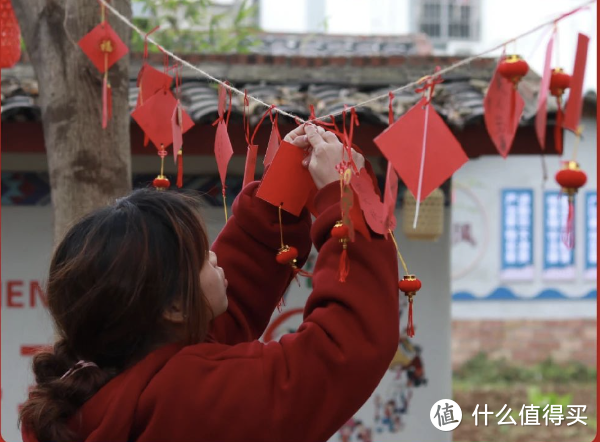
left=562, top=197, right=575, bottom=249
left=338, top=244, right=350, bottom=283
left=406, top=297, right=415, bottom=337
left=102, top=75, right=109, bottom=129
left=555, top=99, right=563, bottom=155
left=177, top=151, right=183, bottom=188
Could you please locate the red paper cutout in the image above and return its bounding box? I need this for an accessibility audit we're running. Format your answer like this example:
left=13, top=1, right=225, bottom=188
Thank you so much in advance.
left=564, top=34, right=590, bottom=132
left=131, top=90, right=194, bottom=150
left=351, top=169, right=388, bottom=235
left=243, top=144, right=259, bottom=188
left=136, top=64, right=173, bottom=108
left=383, top=162, right=398, bottom=233
left=484, top=58, right=526, bottom=158
left=172, top=101, right=183, bottom=162
left=535, top=34, right=554, bottom=150
left=256, top=141, right=316, bottom=216
left=374, top=97, right=468, bottom=202
left=214, top=121, right=233, bottom=188
left=264, top=118, right=281, bottom=167
left=78, top=22, right=129, bottom=73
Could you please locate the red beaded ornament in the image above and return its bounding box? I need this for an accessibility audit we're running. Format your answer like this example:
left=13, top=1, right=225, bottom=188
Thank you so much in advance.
left=153, top=147, right=170, bottom=191
left=549, top=67, right=571, bottom=154
left=398, top=275, right=422, bottom=338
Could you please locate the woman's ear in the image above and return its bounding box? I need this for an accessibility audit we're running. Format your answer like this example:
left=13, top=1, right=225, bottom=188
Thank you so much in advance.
left=163, top=299, right=185, bottom=324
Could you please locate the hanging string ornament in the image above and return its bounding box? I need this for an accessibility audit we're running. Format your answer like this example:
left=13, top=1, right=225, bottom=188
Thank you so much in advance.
left=171, top=64, right=185, bottom=188
left=0, top=0, right=21, bottom=68
left=78, top=1, right=129, bottom=129
left=389, top=232, right=421, bottom=338
left=498, top=54, right=529, bottom=125
left=275, top=205, right=311, bottom=303
left=555, top=159, right=586, bottom=249
left=153, top=147, right=170, bottom=190
left=213, top=83, right=234, bottom=221
left=549, top=67, right=571, bottom=155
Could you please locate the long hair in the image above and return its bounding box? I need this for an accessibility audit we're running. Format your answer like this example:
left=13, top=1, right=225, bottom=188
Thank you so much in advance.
left=19, top=189, right=212, bottom=442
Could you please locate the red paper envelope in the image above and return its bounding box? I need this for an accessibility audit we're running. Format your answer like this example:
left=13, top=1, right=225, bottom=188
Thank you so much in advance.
left=351, top=169, right=387, bottom=235
left=132, top=90, right=194, bottom=150
left=535, top=34, right=554, bottom=150
left=256, top=141, right=316, bottom=216
left=78, top=22, right=129, bottom=73
left=243, top=144, right=259, bottom=188
left=564, top=34, right=590, bottom=132
left=136, top=64, right=173, bottom=107
left=264, top=123, right=281, bottom=167
left=374, top=97, right=468, bottom=202
left=484, top=60, right=525, bottom=158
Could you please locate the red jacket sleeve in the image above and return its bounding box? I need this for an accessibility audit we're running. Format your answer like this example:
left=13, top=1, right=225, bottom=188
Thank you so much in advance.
left=258, top=185, right=400, bottom=441
left=209, top=182, right=313, bottom=345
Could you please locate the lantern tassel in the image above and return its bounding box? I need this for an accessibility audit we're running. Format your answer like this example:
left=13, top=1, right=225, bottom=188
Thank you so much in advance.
left=407, top=297, right=415, bottom=338
left=102, top=74, right=109, bottom=129
left=338, top=243, right=350, bottom=283
left=555, top=97, right=564, bottom=155
left=562, top=196, right=575, bottom=249
left=177, top=150, right=183, bottom=188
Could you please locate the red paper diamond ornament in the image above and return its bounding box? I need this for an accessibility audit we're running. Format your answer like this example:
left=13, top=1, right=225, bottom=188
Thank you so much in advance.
left=374, top=97, right=468, bottom=202
left=214, top=121, right=234, bottom=189
left=136, top=64, right=173, bottom=108
left=78, top=22, right=128, bottom=73
left=131, top=90, right=194, bottom=150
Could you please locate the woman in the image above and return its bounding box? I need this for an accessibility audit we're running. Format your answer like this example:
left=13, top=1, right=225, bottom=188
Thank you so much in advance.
left=20, top=124, right=399, bottom=442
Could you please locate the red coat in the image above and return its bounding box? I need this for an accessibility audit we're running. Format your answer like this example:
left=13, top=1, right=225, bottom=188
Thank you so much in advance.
left=23, top=182, right=399, bottom=442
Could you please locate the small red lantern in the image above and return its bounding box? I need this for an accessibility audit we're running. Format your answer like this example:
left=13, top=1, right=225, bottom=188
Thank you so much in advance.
left=555, top=161, right=586, bottom=249
left=276, top=246, right=298, bottom=265
left=498, top=55, right=529, bottom=87
left=555, top=161, right=587, bottom=195
left=549, top=68, right=571, bottom=97
left=398, top=275, right=421, bottom=338
left=549, top=67, right=571, bottom=155
left=0, top=0, right=21, bottom=68
left=153, top=175, right=170, bottom=190
left=331, top=221, right=350, bottom=282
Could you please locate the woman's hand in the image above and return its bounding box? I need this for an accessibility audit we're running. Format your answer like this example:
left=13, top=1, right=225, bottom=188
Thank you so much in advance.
left=283, top=125, right=310, bottom=148
left=303, top=124, right=365, bottom=190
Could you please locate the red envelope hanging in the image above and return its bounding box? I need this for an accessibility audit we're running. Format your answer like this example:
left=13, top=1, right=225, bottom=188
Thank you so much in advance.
left=243, top=144, right=259, bottom=188
left=214, top=121, right=233, bottom=189
left=535, top=33, right=554, bottom=150
left=136, top=64, right=173, bottom=108
left=374, top=97, right=468, bottom=202
left=172, top=101, right=183, bottom=162
left=78, top=22, right=129, bottom=73
left=564, top=34, right=590, bottom=132
left=351, top=169, right=388, bottom=235
left=132, top=90, right=194, bottom=150
left=256, top=141, right=316, bottom=216
left=264, top=115, right=281, bottom=167
left=484, top=58, right=526, bottom=158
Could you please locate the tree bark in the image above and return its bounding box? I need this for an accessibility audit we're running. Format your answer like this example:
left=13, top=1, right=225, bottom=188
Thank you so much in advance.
left=13, top=0, right=132, bottom=242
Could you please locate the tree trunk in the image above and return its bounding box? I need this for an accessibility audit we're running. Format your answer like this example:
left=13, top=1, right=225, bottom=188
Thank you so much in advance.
left=12, top=0, right=132, bottom=242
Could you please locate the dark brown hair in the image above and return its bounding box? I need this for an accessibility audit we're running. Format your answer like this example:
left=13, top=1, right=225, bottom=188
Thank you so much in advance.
left=19, top=188, right=212, bottom=442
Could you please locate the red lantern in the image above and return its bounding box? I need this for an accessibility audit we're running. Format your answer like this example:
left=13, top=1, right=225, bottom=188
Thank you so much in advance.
left=549, top=68, right=571, bottom=97
left=331, top=221, right=350, bottom=282
left=549, top=67, right=571, bottom=155
left=276, top=246, right=298, bottom=265
left=555, top=161, right=587, bottom=195
left=0, top=0, right=21, bottom=68
left=498, top=55, right=529, bottom=87
left=153, top=176, right=170, bottom=190
left=555, top=161, right=586, bottom=249
left=398, top=274, right=421, bottom=338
